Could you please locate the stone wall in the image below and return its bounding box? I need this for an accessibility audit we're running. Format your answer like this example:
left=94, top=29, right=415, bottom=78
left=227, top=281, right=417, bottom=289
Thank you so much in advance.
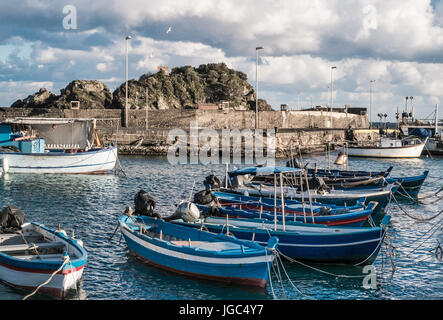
left=0, top=107, right=373, bottom=157
left=1, top=107, right=369, bottom=130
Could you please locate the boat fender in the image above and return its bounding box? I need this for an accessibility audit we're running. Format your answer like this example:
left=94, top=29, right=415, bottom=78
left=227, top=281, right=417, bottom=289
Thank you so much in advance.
left=2, top=157, right=9, bottom=174
left=58, top=229, right=68, bottom=237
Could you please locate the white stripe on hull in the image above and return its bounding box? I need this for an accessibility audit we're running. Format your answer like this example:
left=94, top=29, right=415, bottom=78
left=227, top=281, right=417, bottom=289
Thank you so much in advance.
left=0, top=264, right=84, bottom=292
left=120, top=224, right=273, bottom=264
left=0, top=148, right=117, bottom=174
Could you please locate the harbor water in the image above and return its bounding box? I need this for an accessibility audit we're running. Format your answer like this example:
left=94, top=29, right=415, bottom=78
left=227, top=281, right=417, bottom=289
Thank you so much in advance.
left=0, top=153, right=441, bottom=300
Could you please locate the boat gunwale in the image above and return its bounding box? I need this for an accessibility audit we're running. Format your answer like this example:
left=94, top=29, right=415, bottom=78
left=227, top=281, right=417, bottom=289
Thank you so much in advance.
left=118, top=215, right=272, bottom=259
left=0, top=222, right=88, bottom=271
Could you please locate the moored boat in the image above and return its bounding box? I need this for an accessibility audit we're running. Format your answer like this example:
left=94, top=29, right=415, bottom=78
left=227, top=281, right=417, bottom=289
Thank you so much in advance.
left=118, top=212, right=278, bottom=288
left=345, top=137, right=427, bottom=158
left=173, top=214, right=391, bottom=264
left=0, top=118, right=117, bottom=174
left=0, top=206, right=87, bottom=299
left=196, top=202, right=377, bottom=227
left=222, top=166, right=396, bottom=214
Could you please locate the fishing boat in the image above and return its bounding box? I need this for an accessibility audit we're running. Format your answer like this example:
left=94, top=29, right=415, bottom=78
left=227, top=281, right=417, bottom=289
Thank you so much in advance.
left=254, top=169, right=428, bottom=199
left=222, top=166, right=396, bottom=214
left=118, top=212, right=278, bottom=288
left=285, top=158, right=428, bottom=198
left=173, top=214, right=391, bottom=264
left=345, top=137, right=427, bottom=158
left=196, top=202, right=377, bottom=227
left=0, top=118, right=117, bottom=174
left=0, top=206, right=87, bottom=299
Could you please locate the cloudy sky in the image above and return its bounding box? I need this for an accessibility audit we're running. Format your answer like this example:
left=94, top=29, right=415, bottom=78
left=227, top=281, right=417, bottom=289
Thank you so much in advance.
left=0, top=0, right=442, bottom=122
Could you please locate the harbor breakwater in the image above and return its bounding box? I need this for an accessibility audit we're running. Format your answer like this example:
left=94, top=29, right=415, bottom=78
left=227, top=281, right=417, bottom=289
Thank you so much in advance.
left=0, top=107, right=376, bottom=158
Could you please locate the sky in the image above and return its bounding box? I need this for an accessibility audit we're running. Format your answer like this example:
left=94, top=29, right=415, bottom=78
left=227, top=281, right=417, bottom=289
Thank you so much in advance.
left=0, top=0, right=442, bottom=122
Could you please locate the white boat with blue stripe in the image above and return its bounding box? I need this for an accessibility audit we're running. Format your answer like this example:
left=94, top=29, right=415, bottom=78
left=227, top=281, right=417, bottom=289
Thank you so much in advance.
left=0, top=118, right=117, bottom=174
left=0, top=206, right=87, bottom=299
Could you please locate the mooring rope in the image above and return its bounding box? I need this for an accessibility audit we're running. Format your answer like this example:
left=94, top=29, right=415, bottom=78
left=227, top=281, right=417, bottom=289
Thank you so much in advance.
left=265, top=249, right=276, bottom=300
left=390, top=192, right=443, bottom=222
left=23, top=254, right=70, bottom=300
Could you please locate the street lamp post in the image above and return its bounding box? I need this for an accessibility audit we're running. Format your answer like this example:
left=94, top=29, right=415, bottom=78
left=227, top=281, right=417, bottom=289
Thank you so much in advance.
left=255, top=46, right=264, bottom=129
left=330, top=66, right=337, bottom=128
left=369, top=80, right=375, bottom=129
left=125, top=35, right=132, bottom=128
left=145, top=86, right=149, bottom=130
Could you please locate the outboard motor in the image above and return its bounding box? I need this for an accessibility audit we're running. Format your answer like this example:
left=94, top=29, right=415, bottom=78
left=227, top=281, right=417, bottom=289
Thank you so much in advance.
left=134, top=190, right=161, bottom=218
left=0, top=205, right=26, bottom=233
left=286, top=157, right=309, bottom=169
left=193, top=190, right=217, bottom=205
left=164, top=201, right=200, bottom=223
left=307, top=176, right=330, bottom=194
left=204, top=175, right=221, bottom=191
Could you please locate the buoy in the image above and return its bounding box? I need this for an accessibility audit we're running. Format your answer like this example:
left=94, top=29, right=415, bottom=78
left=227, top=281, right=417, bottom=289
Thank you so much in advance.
left=2, top=158, right=9, bottom=174
left=334, top=152, right=348, bottom=165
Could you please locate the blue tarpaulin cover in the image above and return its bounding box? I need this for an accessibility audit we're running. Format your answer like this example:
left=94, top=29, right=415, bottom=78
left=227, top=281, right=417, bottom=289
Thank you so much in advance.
left=408, top=128, right=433, bottom=137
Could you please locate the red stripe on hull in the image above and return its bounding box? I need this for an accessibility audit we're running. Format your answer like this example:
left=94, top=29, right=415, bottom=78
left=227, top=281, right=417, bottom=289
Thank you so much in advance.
left=0, top=261, right=84, bottom=275
left=129, top=249, right=268, bottom=288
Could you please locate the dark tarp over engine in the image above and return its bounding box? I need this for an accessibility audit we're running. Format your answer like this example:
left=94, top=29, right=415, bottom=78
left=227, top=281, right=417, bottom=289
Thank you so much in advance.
left=0, top=205, right=26, bottom=233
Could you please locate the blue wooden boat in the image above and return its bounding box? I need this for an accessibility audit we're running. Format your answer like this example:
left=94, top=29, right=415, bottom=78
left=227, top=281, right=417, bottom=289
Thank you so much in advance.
left=118, top=214, right=279, bottom=288
left=0, top=221, right=87, bottom=299
left=285, top=160, right=427, bottom=198
left=224, top=166, right=397, bottom=214
left=212, top=191, right=365, bottom=214
left=196, top=202, right=377, bottom=227
left=174, top=215, right=391, bottom=264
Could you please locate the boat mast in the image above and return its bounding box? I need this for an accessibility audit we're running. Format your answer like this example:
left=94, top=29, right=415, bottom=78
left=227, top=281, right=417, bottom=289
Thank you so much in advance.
left=435, top=104, right=439, bottom=137
left=273, top=173, right=277, bottom=231
left=279, top=172, right=286, bottom=232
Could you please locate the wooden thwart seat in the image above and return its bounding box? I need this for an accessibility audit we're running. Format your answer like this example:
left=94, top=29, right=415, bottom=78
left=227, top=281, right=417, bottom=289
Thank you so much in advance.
left=0, top=242, right=65, bottom=253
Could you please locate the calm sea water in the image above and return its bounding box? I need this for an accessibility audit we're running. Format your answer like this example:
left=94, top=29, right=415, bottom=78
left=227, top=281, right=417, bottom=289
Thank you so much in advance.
left=0, top=153, right=441, bottom=300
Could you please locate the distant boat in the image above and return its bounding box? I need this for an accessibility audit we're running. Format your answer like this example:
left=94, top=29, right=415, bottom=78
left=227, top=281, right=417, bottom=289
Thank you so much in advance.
left=0, top=207, right=87, bottom=299
left=224, top=166, right=396, bottom=214
left=0, top=118, right=117, bottom=174
left=118, top=214, right=278, bottom=288
left=345, top=137, right=427, bottom=158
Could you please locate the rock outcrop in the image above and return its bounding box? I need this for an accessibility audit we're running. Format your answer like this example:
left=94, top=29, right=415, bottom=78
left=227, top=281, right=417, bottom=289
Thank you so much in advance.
left=11, top=80, right=114, bottom=109
left=11, top=63, right=272, bottom=110
left=112, top=63, right=272, bottom=111
left=11, top=88, right=57, bottom=108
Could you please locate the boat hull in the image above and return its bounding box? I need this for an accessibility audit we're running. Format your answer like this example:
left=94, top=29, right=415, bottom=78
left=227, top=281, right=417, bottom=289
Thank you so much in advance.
left=119, top=216, right=274, bottom=288
left=346, top=143, right=425, bottom=158
left=0, top=147, right=117, bottom=174
left=199, top=204, right=373, bottom=227
left=176, top=217, right=389, bottom=264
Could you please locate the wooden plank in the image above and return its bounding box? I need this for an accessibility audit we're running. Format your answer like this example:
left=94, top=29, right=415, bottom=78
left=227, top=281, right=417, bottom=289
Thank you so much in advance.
left=14, top=254, right=65, bottom=261
left=0, top=242, right=65, bottom=253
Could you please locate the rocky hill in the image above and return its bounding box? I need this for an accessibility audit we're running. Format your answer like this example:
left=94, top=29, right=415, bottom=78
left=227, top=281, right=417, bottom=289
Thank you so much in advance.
left=10, top=63, right=272, bottom=111
left=11, top=80, right=113, bottom=109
